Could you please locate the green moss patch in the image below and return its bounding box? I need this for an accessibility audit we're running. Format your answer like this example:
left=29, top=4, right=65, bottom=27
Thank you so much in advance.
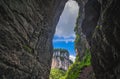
left=50, top=68, right=66, bottom=79
left=23, top=45, right=32, bottom=53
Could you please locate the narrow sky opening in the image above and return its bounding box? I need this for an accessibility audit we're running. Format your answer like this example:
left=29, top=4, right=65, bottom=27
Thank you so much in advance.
left=53, top=0, right=79, bottom=58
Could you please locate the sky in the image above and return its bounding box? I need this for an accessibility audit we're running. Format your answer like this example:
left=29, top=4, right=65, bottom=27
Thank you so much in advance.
left=53, top=0, right=79, bottom=58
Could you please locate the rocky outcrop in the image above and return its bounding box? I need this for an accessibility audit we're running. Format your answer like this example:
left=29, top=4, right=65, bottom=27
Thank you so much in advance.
left=51, top=49, right=72, bottom=70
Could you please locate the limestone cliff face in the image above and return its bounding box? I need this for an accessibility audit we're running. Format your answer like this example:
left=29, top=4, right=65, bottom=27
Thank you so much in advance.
left=51, top=49, right=72, bottom=70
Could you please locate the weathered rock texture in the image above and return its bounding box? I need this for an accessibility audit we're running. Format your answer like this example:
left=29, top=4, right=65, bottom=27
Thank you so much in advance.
left=75, top=9, right=94, bottom=79
left=76, top=0, right=120, bottom=79
left=78, top=66, right=95, bottom=79
left=0, top=0, right=67, bottom=79
left=75, top=10, right=89, bottom=61
left=90, top=1, right=120, bottom=79
left=51, top=49, right=72, bottom=70
left=0, top=0, right=120, bottom=79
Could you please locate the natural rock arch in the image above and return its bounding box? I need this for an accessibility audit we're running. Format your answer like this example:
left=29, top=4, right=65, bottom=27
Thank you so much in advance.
left=0, top=0, right=120, bottom=79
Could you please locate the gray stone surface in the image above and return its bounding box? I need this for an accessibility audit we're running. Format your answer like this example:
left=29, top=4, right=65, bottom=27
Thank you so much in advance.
left=0, top=0, right=67, bottom=79
left=76, top=0, right=120, bottom=79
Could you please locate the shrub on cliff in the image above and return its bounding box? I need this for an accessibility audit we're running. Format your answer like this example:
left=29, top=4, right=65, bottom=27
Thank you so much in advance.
left=50, top=68, right=66, bottom=79
left=64, top=49, right=91, bottom=79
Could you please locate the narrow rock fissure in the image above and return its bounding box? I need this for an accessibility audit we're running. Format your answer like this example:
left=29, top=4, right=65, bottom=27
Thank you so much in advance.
left=50, top=0, right=94, bottom=79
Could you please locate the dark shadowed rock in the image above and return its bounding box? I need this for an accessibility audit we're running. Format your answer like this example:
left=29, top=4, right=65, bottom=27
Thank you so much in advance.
left=0, top=0, right=67, bottom=79
left=90, top=0, right=120, bottom=79
left=78, top=66, right=95, bottom=79
left=76, top=0, right=120, bottom=79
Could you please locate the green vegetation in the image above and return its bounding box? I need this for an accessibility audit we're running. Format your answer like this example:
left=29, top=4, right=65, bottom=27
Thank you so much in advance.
left=54, top=48, right=69, bottom=54
left=58, top=11, right=92, bottom=79
left=74, top=34, right=81, bottom=49
left=96, top=26, right=100, bottom=29
left=64, top=49, right=91, bottom=79
left=50, top=11, right=91, bottom=79
left=60, top=57, right=64, bottom=61
left=23, top=45, right=32, bottom=53
left=50, top=68, right=66, bottom=79
left=50, top=49, right=91, bottom=79
left=74, top=12, right=81, bottom=49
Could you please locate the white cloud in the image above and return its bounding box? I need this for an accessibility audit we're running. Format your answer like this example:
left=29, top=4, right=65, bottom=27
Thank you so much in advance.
left=69, top=55, right=76, bottom=62
left=53, top=38, right=75, bottom=43
left=55, top=0, right=79, bottom=38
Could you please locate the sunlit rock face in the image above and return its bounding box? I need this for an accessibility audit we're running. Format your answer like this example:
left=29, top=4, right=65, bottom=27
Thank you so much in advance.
left=51, top=49, right=72, bottom=70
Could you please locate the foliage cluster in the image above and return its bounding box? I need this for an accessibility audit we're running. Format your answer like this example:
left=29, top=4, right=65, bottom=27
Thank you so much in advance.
left=54, top=48, right=69, bottom=54
left=64, top=49, right=91, bottom=79
left=50, top=68, right=66, bottom=79
left=50, top=11, right=91, bottom=79
left=50, top=49, right=91, bottom=79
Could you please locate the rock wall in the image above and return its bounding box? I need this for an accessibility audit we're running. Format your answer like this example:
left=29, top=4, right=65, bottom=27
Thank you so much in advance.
left=0, top=0, right=67, bottom=79
left=76, top=0, right=120, bottom=79
left=74, top=10, right=89, bottom=61
left=78, top=66, right=95, bottom=79
left=51, top=49, right=72, bottom=70
left=75, top=9, right=94, bottom=79
left=90, top=0, right=120, bottom=79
